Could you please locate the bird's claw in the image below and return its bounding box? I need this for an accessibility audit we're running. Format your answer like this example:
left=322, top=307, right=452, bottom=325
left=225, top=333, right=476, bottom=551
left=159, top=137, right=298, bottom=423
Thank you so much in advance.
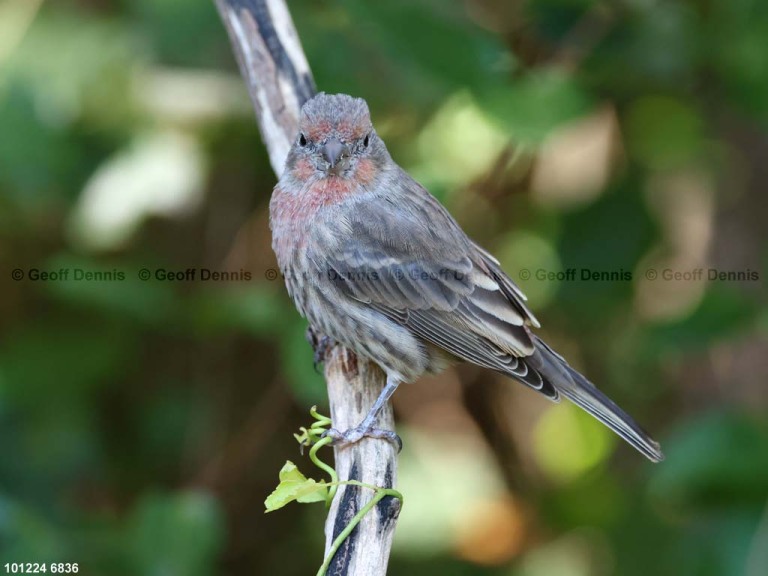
left=322, top=425, right=402, bottom=453
left=305, top=326, right=336, bottom=372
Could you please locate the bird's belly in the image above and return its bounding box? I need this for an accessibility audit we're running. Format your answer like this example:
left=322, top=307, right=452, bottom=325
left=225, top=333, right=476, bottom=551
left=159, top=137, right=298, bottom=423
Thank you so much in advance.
left=284, top=267, right=432, bottom=382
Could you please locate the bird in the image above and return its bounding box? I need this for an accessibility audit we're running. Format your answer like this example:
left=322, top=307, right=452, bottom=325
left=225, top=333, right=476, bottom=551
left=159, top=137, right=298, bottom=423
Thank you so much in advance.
left=270, top=93, right=664, bottom=462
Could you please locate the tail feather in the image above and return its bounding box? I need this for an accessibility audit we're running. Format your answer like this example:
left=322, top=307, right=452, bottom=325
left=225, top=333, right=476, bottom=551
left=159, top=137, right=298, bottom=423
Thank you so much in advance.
left=525, top=336, right=664, bottom=462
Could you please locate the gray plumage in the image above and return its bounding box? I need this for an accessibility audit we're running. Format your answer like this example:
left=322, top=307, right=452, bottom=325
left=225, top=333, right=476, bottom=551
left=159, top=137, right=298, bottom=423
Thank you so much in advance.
left=270, top=93, right=664, bottom=462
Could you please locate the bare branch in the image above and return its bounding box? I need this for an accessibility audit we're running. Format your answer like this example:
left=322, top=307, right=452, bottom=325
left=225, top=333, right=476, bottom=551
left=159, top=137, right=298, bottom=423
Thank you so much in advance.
left=215, top=0, right=314, bottom=172
left=214, top=1, right=400, bottom=574
left=323, top=347, right=401, bottom=575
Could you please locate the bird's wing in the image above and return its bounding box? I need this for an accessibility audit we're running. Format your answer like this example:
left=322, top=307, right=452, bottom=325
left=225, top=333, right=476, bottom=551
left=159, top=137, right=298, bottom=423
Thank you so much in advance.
left=308, top=173, right=664, bottom=461
left=308, top=175, right=555, bottom=396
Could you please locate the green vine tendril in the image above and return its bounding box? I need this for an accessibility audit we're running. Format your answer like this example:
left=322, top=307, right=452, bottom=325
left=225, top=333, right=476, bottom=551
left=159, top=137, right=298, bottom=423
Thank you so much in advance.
left=264, top=406, right=403, bottom=576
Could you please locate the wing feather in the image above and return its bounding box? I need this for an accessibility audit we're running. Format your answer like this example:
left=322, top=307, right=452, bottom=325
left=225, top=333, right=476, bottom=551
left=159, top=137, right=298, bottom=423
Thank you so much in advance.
left=303, top=170, right=662, bottom=460
left=309, top=172, right=547, bottom=394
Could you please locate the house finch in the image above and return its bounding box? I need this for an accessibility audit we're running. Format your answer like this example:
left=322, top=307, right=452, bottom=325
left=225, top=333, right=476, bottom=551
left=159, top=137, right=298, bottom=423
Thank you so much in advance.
left=270, top=93, right=664, bottom=462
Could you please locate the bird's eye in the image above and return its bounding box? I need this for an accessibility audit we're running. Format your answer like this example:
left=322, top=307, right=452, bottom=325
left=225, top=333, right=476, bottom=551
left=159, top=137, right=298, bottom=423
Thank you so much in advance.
left=362, top=134, right=370, bottom=148
left=298, top=133, right=308, bottom=147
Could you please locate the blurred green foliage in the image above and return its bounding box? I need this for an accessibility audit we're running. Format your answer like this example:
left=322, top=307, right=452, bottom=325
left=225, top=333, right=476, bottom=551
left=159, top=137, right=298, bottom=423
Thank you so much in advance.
left=1, top=0, right=766, bottom=574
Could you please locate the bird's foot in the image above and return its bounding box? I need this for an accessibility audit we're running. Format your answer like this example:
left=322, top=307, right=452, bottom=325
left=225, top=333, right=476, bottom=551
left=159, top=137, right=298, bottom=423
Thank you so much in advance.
left=323, top=425, right=402, bottom=452
left=305, top=326, right=336, bottom=372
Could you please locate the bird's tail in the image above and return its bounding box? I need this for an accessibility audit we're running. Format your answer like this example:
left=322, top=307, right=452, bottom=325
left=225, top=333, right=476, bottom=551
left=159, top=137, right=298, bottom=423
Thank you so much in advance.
left=525, top=336, right=664, bottom=462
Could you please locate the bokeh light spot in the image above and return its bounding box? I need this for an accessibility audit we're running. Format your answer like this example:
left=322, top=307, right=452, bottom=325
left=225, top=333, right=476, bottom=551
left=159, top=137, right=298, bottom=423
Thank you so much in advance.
left=533, top=403, right=615, bottom=483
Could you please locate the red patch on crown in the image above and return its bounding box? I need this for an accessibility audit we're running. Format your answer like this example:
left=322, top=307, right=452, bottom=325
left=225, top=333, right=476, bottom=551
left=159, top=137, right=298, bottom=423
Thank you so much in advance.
left=305, top=121, right=369, bottom=144
left=334, top=120, right=369, bottom=142
left=306, top=120, right=333, bottom=142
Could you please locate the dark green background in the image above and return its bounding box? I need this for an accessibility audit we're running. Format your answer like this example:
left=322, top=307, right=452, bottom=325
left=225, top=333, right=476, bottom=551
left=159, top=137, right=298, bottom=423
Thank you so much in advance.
left=1, top=0, right=766, bottom=574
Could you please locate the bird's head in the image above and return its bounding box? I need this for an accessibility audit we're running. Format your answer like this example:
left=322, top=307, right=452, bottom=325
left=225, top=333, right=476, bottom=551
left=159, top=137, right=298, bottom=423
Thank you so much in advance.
left=285, top=93, right=388, bottom=185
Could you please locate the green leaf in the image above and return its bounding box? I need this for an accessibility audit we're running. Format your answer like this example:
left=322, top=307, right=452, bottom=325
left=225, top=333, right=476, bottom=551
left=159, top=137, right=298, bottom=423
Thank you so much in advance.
left=625, top=96, right=704, bottom=169
left=337, top=0, right=512, bottom=97
left=555, top=180, right=656, bottom=323
left=281, top=319, right=326, bottom=405
left=42, top=253, right=179, bottom=326
left=479, top=69, right=592, bottom=144
left=649, top=411, right=768, bottom=510
left=264, top=461, right=328, bottom=512
left=190, top=286, right=287, bottom=337
left=130, top=0, right=224, bottom=67
left=126, top=491, right=224, bottom=576
left=709, top=0, right=768, bottom=123
left=0, top=319, right=134, bottom=407
left=646, top=287, right=757, bottom=353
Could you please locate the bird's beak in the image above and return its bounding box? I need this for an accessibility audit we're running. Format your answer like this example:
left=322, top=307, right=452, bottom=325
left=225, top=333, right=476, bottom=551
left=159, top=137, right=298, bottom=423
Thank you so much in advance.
left=321, top=138, right=350, bottom=173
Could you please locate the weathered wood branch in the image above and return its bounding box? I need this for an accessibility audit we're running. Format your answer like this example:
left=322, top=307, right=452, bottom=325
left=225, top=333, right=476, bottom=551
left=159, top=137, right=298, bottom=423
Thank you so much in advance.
left=214, top=1, right=400, bottom=574
left=215, top=0, right=314, bottom=174
left=322, top=346, right=400, bottom=575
